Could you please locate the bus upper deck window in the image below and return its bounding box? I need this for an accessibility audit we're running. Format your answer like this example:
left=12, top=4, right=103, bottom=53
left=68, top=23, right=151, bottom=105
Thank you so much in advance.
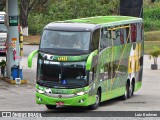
left=131, top=24, right=137, bottom=42
left=92, top=29, right=100, bottom=51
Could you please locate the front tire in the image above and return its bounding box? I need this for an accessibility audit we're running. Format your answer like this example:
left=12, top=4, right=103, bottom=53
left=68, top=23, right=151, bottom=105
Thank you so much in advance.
left=46, top=105, right=56, bottom=109
left=88, top=91, right=100, bottom=110
left=121, top=82, right=132, bottom=100
left=121, top=84, right=128, bottom=100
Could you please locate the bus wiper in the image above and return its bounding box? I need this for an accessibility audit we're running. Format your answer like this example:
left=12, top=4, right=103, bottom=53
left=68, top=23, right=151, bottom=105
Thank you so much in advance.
left=62, top=83, right=84, bottom=88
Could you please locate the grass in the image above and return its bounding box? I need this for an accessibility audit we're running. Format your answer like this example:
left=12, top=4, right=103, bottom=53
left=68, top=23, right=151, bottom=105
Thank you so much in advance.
left=144, top=31, right=160, bottom=41
left=144, top=41, right=160, bottom=54
left=144, top=31, right=160, bottom=54
left=24, top=31, right=160, bottom=54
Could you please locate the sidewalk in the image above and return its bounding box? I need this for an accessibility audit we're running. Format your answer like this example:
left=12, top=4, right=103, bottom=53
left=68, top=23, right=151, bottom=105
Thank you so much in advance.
left=0, top=56, right=37, bottom=86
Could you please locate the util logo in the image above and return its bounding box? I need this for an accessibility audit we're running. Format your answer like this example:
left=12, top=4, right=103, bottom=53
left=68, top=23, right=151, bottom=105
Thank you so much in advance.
left=58, top=57, right=68, bottom=61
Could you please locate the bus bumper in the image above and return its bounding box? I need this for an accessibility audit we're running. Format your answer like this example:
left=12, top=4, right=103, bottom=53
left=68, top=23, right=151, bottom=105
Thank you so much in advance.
left=36, top=92, right=95, bottom=107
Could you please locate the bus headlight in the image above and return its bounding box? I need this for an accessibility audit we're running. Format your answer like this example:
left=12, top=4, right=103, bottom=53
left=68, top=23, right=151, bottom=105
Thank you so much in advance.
left=36, top=89, right=45, bottom=94
left=76, top=86, right=92, bottom=96
left=76, top=92, right=85, bottom=96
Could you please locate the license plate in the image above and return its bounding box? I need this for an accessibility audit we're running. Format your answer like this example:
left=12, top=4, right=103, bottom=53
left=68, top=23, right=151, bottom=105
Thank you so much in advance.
left=56, top=102, right=64, bottom=106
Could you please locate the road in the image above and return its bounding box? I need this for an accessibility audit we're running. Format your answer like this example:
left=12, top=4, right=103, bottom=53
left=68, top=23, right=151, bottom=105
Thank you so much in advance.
left=23, top=45, right=39, bottom=56
left=0, top=45, right=160, bottom=116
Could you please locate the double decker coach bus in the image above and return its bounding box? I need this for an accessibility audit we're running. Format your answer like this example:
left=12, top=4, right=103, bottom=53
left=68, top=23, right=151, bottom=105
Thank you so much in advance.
left=28, top=16, right=144, bottom=110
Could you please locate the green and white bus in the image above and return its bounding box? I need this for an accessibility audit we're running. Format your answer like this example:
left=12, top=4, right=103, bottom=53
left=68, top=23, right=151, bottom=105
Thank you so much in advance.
left=28, top=16, right=143, bottom=110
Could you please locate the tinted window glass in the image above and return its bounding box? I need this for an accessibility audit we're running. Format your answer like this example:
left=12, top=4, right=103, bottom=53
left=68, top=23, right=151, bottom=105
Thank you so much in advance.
left=91, top=29, right=100, bottom=51
left=40, top=30, right=90, bottom=50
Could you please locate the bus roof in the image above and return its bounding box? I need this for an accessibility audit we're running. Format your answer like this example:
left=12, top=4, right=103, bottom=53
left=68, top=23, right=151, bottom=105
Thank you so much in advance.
left=44, top=16, right=142, bottom=31
left=44, top=22, right=98, bottom=31
left=64, top=16, right=142, bottom=25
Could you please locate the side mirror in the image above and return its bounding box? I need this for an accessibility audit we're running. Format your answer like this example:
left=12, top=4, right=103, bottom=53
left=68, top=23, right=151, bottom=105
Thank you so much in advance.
left=28, top=50, right=39, bottom=68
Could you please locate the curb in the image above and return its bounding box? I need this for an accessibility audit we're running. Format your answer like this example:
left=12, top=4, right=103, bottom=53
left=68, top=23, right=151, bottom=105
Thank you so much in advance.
left=0, top=77, right=28, bottom=84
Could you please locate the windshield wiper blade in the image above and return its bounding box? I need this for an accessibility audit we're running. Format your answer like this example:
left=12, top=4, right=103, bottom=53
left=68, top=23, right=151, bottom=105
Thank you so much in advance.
left=41, top=80, right=64, bottom=86
left=61, top=83, right=84, bottom=88
left=38, top=80, right=54, bottom=88
left=38, top=80, right=85, bottom=88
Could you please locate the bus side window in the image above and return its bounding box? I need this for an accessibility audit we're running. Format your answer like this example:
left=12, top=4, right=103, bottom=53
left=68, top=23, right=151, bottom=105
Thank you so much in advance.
left=131, top=24, right=137, bottom=42
left=120, top=28, right=126, bottom=44
left=113, top=29, right=121, bottom=46
left=89, top=67, right=96, bottom=83
left=141, top=23, right=144, bottom=41
left=91, top=29, right=100, bottom=51
left=137, top=23, right=142, bottom=41
left=126, top=26, right=130, bottom=43
left=112, top=30, right=117, bottom=46
left=108, top=30, right=112, bottom=47
left=100, top=28, right=108, bottom=51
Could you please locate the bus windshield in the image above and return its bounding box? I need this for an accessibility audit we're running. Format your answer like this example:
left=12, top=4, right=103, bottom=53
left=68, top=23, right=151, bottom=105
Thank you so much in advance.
left=40, top=30, right=90, bottom=54
left=0, top=24, right=7, bottom=32
left=37, top=60, right=88, bottom=88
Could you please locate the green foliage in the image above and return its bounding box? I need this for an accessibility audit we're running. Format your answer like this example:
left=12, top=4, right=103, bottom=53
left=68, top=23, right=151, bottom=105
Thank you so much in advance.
left=0, top=59, right=6, bottom=67
left=143, top=2, right=160, bottom=31
left=28, top=0, right=117, bottom=35
left=28, top=0, right=160, bottom=34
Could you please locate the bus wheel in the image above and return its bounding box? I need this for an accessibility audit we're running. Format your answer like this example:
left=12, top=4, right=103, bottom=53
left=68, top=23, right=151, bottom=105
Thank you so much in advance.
left=127, top=83, right=132, bottom=99
left=46, top=105, right=56, bottom=109
left=121, top=84, right=128, bottom=100
left=131, top=81, right=135, bottom=96
left=88, top=91, right=100, bottom=110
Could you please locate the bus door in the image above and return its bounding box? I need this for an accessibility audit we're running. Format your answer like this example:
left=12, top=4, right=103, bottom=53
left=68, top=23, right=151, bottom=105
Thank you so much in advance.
left=99, top=27, right=113, bottom=94
left=88, top=29, right=100, bottom=85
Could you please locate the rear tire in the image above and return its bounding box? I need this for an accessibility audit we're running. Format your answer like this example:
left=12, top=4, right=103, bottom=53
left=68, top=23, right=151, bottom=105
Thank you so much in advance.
left=127, top=83, right=132, bottom=99
left=46, top=105, right=56, bottom=109
left=131, top=81, right=135, bottom=96
left=88, top=91, right=100, bottom=110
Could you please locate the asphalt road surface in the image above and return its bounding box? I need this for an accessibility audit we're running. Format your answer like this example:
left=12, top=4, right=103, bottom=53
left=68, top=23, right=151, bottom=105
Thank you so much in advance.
left=0, top=45, right=160, bottom=117
left=23, top=45, right=39, bottom=56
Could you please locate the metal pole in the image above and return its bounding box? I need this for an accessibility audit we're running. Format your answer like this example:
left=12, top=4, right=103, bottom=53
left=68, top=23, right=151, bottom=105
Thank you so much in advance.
left=6, top=0, right=19, bottom=79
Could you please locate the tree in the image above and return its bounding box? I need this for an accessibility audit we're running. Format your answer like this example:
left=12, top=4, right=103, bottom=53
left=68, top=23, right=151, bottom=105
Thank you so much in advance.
left=0, top=0, right=5, bottom=11
left=20, top=0, right=49, bottom=36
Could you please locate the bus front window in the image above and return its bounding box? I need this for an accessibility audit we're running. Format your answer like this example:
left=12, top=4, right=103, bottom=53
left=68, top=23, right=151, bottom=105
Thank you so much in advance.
left=37, top=60, right=88, bottom=88
left=40, top=30, right=90, bottom=53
